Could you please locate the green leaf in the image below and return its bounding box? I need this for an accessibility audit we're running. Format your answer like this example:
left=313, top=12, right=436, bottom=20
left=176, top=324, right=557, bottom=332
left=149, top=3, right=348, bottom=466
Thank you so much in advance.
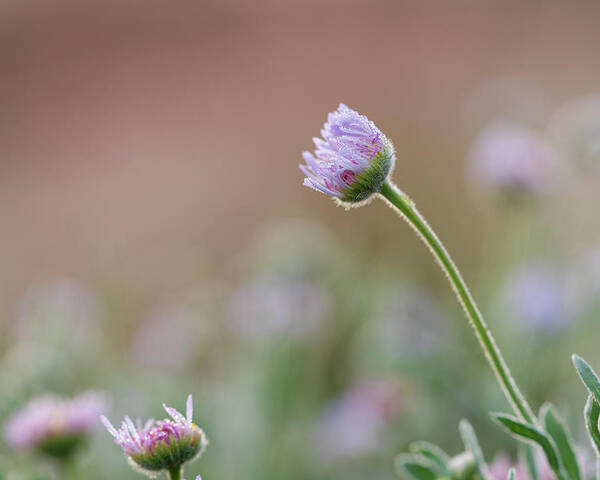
left=572, top=355, right=600, bottom=406
left=409, top=441, right=451, bottom=476
left=540, top=403, right=581, bottom=480
left=584, top=395, right=600, bottom=455
left=491, top=412, right=563, bottom=479
left=519, top=444, right=538, bottom=480
left=459, top=419, right=492, bottom=480
left=507, top=467, right=516, bottom=480
left=395, top=453, right=438, bottom=480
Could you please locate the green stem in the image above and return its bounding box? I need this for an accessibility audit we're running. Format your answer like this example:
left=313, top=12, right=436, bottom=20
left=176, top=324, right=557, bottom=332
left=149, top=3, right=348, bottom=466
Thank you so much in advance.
left=168, top=467, right=182, bottom=480
left=379, top=181, right=535, bottom=423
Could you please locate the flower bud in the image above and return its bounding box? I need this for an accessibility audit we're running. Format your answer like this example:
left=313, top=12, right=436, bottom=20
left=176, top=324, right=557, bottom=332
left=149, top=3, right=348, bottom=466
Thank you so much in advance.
left=300, top=103, right=395, bottom=205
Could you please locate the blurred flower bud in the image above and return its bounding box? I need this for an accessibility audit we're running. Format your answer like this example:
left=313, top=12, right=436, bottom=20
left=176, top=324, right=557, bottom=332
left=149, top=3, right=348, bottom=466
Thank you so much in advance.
left=312, top=379, right=404, bottom=464
left=467, top=123, right=563, bottom=198
left=3, top=391, right=107, bottom=460
left=500, top=262, right=574, bottom=335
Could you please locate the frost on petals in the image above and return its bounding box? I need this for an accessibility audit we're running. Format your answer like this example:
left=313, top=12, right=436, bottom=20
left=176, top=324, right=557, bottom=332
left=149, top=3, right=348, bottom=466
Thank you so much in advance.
left=300, top=104, right=394, bottom=203
left=101, top=394, right=207, bottom=475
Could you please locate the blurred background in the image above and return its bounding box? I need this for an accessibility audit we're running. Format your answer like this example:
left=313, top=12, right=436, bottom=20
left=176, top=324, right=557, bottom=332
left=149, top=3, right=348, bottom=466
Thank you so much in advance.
left=2, top=1, right=600, bottom=479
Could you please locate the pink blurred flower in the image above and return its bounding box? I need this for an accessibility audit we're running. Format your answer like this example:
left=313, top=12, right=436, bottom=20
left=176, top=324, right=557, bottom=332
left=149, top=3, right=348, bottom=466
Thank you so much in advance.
left=501, top=262, right=574, bottom=334
left=4, top=391, right=107, bottom=457
left=489, top=451, right=555, bottom=480
left=312, top=379, right=405, bottom=463
left=467, top=123, right=563, bottom=196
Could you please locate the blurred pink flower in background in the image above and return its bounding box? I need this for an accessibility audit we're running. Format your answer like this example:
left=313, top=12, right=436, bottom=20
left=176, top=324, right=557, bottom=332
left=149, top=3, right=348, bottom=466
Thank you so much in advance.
left=467, top=123, right=563, bottom=197
left=4, top=391, right=107, bottom=453
left=311, top=379, right=404, bottom=464
left=500, top=262, right=574, bottom=335
left=489, top=451, right=555, bottom=480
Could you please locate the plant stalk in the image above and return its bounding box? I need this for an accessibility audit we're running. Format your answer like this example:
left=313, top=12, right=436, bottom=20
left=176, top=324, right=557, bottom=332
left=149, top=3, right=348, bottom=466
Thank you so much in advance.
left=168, top=467, right=182, bottom=480
left=379, top=181, right=535, bottom=423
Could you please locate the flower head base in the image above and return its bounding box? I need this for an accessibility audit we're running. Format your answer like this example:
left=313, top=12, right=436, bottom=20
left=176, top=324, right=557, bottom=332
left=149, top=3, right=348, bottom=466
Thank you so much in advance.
left=101, top=394, right=207, bottom=477
left=3, top=391, right=106, bottom=460
left=300, top=104, right=395, bottom=205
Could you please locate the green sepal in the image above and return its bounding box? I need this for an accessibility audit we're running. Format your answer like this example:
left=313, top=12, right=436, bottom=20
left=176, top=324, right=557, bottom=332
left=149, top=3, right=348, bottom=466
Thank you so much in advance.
left=540, top=403, right=581, bottom=480
left=340, top=149, right=394, bottom=203
left=458, top=419, right=491, bottom=480
left=130, top=429, right=203, bottom=472
left=507, top=467, right=516, bottom=480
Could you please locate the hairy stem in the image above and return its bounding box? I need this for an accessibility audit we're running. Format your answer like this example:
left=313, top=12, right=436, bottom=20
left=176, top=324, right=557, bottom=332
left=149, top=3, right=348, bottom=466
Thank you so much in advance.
left=379, top=181, right=535, bottom=423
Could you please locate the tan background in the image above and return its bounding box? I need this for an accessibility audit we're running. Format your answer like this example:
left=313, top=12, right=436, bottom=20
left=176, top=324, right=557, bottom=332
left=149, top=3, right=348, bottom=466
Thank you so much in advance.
left=2, top=1, right=600, bottom=310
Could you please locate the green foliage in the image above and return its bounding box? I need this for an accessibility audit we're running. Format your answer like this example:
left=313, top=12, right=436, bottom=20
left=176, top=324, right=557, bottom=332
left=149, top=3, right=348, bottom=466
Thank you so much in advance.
left=540, top=403, right=580, bottom=480
left=395, top=453, right=438, bottom=480
left=36, top=433, right=86, bottom=461
left=409, top=441, right=451, bottom=477
left=572, top=355, right=600, bottom=406
left=458, top=419, right=491, bottom=480
left=490, top=413, right=564, bottom=480
left=584, top=395, right=600, bottom=456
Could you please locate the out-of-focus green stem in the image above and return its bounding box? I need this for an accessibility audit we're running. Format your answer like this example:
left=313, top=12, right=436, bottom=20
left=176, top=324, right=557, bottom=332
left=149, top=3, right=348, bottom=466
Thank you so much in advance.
left=168, top=467, right=182, bottom=480
left=379, top=181, right=535, bottom=423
